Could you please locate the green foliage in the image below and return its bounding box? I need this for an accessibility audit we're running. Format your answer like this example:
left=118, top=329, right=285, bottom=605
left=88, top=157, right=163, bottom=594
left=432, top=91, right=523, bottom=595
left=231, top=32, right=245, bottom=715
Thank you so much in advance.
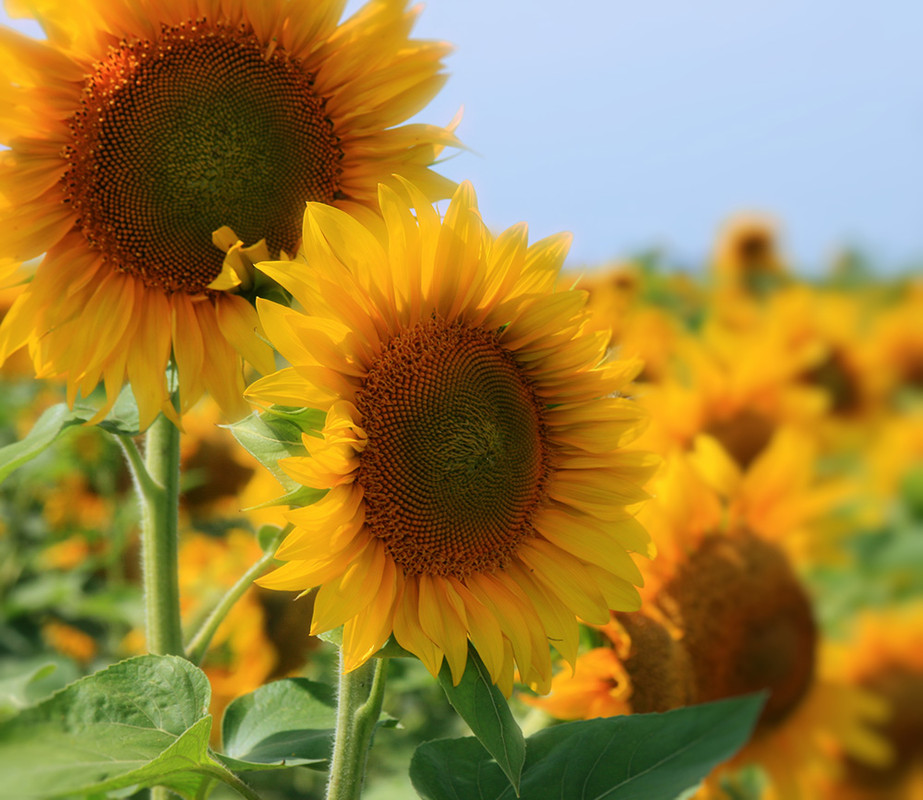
left=437, top=645, right=525, bottom=792
left=220, top=678, right=337, bottom=771
left=228, top=407, right=325, bottom=508
left=410, top=693, right=766, bottom=800
left=0, top=384, right=143, bottom=485
left=0, top=655, right=255, bottom=800
left=0, top=661, right=56, bottom=721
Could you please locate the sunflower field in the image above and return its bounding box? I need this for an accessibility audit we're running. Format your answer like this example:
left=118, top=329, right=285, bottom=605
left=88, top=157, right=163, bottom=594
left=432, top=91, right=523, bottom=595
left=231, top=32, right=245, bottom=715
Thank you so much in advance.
left=0, top=1, right=920, bottom=799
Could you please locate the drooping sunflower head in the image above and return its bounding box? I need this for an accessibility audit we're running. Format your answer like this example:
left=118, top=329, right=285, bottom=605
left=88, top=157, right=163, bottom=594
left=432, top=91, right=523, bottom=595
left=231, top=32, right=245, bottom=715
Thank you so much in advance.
left=248, top=180, right=658, bottom=693
left=0, top=0, right=457, bottom=427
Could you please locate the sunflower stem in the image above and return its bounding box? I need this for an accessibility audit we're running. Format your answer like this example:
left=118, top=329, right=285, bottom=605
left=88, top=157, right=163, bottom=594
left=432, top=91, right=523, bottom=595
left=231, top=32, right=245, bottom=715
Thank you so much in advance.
left=325, top=655, right=388, bottom=800
left=185, top=524, right=289, bottom=664
left=135, top=412, right=184, bottom=657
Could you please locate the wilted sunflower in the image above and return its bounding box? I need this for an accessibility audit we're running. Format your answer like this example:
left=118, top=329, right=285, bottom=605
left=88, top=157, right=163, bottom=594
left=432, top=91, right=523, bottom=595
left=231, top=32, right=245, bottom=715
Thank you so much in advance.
left=0, top=0, right=456, bottom=427
left=247, top=180, right=657, bottom=694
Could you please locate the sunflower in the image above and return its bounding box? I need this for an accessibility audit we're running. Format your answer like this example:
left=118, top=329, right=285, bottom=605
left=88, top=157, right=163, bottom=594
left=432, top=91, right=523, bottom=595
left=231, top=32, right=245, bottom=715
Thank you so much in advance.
left=0, top=0, right=456, bottom=427
left=823, top=604, right=923, bottom=800
left=527, top=611, right=694, bottom=720
left=644, top=448, right=885, bottom=799
left=247, top=180, right=657, bottom=694
left=534, top=444, right=888, bottom=799
left=637, top=322, right=826, bottom=473
left=711, top=213, right=788, bottom=298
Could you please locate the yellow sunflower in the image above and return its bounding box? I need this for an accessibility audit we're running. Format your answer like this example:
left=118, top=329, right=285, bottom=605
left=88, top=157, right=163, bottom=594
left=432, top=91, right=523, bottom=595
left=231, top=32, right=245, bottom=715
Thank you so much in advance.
left=0, top=0, right=456, bottom=427
left=711, top=213, right=788, bottom=299
left=645, top=448, right=886, bottom=799
left=823, top=604, right=923, bottom=800
left=534, top=445, right=888, bottom=799
left=527, top=611, right=694, bottom=720
left=247, top=180, right=657, bottom=694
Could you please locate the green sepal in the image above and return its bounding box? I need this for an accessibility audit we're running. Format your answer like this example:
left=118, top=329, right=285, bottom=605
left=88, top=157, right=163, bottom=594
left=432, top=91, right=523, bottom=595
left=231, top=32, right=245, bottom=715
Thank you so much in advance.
left=227, top=406, right=325, bottom=509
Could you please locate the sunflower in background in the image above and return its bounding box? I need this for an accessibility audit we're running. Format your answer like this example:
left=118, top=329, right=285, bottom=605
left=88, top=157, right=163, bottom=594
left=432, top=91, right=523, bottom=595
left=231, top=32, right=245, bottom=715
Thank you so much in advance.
left=0, top=0, right=457, bottom=427
left=572, top=263, right=685, bottom=384
left=637, top=321, right=827, bottom=470
left=711, top=213, right=788, bottom=305
left=247, top=180, right=657, bottom=696
left=868, top=278, right=923, bottom=403
left=533, top=439, right=888, bottom=799
left=824, top=604, right=923, bottom=800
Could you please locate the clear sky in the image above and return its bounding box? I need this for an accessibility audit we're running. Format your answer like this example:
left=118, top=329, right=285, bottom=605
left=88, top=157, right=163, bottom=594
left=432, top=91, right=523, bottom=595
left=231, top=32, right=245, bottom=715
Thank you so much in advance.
left=4, top=1, right=921, bottom=273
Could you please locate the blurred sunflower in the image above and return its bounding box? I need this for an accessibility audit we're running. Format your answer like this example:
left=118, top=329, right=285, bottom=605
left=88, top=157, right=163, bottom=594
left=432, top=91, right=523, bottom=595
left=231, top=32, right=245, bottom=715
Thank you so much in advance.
left=248, top=180, right=657, bottom=694
left=527, top=610, right=694, bottom=720
left=824, top=604, right=923, bottom=800
left=535, top=444, right=886, bottom=799
left=711, top=213, right=788, bottom=299
left=573, top=264, right=684, bottom=383
left=637, top=321, right=826, bottom=471
left=869, top=279, right=923, bottom=401
left=0, top=0, right=456, bottom=427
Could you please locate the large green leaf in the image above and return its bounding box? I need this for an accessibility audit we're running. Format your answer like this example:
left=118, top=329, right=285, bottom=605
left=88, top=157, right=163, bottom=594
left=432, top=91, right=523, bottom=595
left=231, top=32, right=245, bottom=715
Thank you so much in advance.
left=437, top=645, right=525, bottom=793
left=220, top=678, right=337, bottom=771
left=410, top=693, right=766, bottom=800
left=0, top=655, right=250, bottom=800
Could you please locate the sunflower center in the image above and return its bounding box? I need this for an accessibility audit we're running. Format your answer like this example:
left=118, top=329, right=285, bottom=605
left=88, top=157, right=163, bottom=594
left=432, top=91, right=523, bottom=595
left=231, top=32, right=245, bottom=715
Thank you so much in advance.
left=800, top=349, right=862, bottom=415
left=63, top=19, right=342, bottom=293
left=355, top=320, right=550, bottom=578
left=615, top=611, right=695, bottom=714
left=660, top=533, right=817, bottom=728
left=703, top=409, right=776, bottom=469
left=847, top=667, right=923, bottom=787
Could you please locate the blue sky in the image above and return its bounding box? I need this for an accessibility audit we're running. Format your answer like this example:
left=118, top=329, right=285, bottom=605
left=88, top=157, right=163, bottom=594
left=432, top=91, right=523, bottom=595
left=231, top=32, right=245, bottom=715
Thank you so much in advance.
left=4, top=1, right=921, bottom=273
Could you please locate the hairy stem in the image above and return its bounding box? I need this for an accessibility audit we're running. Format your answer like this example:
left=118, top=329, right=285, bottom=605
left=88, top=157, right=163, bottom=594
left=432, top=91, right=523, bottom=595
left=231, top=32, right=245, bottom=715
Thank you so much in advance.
left=185, top=525, right=289, bottom=664
left=325, top=656, right=389, bottom=800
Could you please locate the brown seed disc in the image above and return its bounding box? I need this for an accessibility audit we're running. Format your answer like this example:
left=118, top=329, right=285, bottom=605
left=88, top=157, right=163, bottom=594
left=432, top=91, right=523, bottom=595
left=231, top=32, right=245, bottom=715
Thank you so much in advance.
left=615, top=611, right=696, bottom=714
left=846, top=667, right=923, bottom=789
left=63, top=18, right=343, bottom=293
left=355, top=319, right=551, bottom=578
left=703, top=409, right=776, bottom=469
left=658, top=532, right=818, bottom=728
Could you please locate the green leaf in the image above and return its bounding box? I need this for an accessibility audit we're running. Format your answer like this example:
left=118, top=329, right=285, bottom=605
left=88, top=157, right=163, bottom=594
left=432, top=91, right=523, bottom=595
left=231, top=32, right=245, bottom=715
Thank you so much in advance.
left=220, top=678, right=337, bottom=771
left=93, top=382, right=141, bottom=436
left=228, top=409, right=323, bottom=500
left=0, top=404, right=91, bottom=484
left=0, top=654, right=249, bottom=800
left=437, top=645, right=525, bottom=793
left=0, top=385, right=144, bottom=484
left=410, top=693, right=766, bottom=800
left=0, top=662, right=56, bottom=721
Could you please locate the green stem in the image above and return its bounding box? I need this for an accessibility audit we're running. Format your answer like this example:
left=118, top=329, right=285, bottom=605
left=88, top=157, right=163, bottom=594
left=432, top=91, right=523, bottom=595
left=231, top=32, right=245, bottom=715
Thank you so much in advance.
left=185, top=525, right=289, bottom=664
left=122, top=413, right=184, bottom=657
left=325, top=656, right=389, bottom=800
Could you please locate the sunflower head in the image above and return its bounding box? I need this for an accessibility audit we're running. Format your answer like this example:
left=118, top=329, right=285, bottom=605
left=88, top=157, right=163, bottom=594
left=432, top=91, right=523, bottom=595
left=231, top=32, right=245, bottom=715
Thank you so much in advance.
left=0, top=0, right=457, bottom=427
left=247, top=180, right=656, bottom=693
left=712, top=214, right=787, bottom=294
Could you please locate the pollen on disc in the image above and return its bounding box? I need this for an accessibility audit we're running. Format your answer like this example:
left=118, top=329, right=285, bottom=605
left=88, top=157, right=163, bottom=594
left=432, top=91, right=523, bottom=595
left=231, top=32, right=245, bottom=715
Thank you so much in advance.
left=355, top=320, right=551, bottom=579
left=63, top=18, right=343, bottom=293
